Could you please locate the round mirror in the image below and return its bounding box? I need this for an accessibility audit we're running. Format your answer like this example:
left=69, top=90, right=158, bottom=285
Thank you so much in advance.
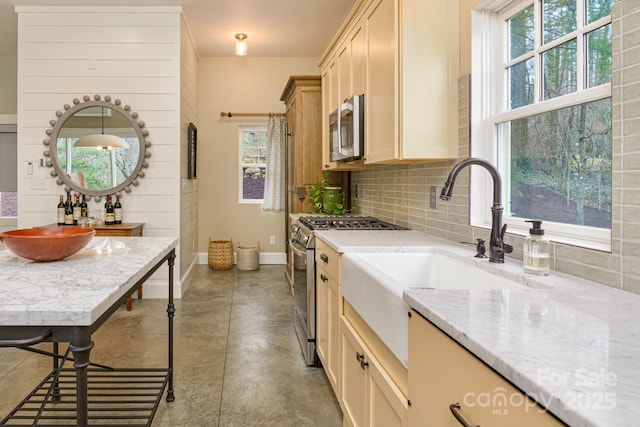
left=43, top=95, right=151, bottom=200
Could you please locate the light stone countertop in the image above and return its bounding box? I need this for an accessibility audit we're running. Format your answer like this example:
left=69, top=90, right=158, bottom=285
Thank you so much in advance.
left=0, top=236, right=177, bottom=326
left=315, top=229, right=640, bottom=427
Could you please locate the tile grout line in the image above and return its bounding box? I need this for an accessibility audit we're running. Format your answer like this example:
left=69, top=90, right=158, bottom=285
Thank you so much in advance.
left=216, top=266, right=237, bottom=427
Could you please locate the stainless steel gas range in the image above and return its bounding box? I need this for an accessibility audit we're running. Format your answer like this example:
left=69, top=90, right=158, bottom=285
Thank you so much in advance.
left=288, top=216, right=406, bottom=366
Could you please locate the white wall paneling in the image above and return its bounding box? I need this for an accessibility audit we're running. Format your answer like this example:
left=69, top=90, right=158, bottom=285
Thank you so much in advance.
left=16, top=6, right=187, bottom=296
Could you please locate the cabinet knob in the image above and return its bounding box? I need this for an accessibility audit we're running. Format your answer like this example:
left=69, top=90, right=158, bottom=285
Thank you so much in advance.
left=449, top=403, right=480, bottom=427
left=320, top=253, right=329, bottom=263
left=320, top=274, right=328, bottom=282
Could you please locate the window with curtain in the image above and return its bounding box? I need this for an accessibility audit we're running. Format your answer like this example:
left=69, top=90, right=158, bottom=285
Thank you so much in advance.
left=471, top=0, right=613, bottom=250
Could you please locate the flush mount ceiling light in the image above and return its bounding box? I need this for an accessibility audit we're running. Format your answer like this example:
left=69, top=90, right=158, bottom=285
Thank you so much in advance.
left=235, top=33, right=248, bottom=56
left=74, top=106, right=130, bottom=150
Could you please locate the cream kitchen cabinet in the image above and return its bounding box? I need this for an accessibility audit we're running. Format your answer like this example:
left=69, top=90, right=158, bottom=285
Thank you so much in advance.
left=408, top=310, right=566, bottom=427
left=320, top=0, right=459, bottom=165
left=315, top=238, right=342, bottom=398
left=341, top=303, right=408, bottom=427
left=320, top=11, right=369, bottom=172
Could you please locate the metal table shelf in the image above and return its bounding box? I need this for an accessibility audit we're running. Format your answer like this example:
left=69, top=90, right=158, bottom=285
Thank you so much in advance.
left=1, top=368, right=171, bottom=427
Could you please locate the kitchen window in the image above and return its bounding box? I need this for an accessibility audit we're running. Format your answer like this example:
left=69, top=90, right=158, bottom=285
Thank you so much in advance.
left=238, top=125, right=267, bottom=203
left=471, top=0, right=613, bottom=251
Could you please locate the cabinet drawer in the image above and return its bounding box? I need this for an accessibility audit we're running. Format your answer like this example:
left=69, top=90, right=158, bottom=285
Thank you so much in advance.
left=315, top=238, right=341, bottom=281
left=408, top=311, right=565, bottom=427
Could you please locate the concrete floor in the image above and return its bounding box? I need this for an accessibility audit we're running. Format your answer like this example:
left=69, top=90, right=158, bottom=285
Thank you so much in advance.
left=0, top=265, right=342, bottom=426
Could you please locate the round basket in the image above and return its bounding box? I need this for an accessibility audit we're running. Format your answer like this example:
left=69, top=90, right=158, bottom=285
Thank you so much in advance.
left=237, top=242, right=260, bottom=271
left=208, top=239, right=234, bottom=270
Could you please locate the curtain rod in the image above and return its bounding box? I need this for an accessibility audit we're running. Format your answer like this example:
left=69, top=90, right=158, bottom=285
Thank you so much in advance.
left=219, top=112, right=285, bottom=118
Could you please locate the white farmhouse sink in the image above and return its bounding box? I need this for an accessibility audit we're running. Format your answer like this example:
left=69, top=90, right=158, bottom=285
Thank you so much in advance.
left=341, top=251, right=528, bottom=367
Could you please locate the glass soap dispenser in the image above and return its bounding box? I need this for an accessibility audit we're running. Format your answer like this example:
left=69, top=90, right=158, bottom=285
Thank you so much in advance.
left=523, top=220, right=550, bottom=276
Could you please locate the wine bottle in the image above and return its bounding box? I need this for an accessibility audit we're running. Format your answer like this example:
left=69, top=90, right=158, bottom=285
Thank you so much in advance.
left=64, top=191, right=74, bottom=225
left=114, top=194, right=122, bottom=224
left=73, top=194, right=81, bottom=225
left=105, top=195, right=115, bottom=225
left=57, top=195, right=65, bottom=225
left=80, top=194, right=88, bottom=218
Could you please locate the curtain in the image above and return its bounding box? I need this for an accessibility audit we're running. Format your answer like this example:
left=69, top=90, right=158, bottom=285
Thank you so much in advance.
left=263, top=114, right=287, bottom=211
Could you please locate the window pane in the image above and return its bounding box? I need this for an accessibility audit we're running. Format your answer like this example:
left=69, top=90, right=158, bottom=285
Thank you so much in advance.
left=586, top=0, right=614, bottom=23
left=242, top=166, right=265, bottom=200
left=542, top=0, right=577, bottom=44
left=587, top=24, right=612, bottom=88
left=240, top=126, right=267, bottom=202
left=505, top=97, right=611, bottom=228
left=543, top=38, right=577, bottom=100
left=508, top=5, right=534, bottom=60
left=509, top=58, right=535, bottom=109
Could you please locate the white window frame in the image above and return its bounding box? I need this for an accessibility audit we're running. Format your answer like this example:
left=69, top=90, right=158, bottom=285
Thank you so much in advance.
left=238, top=125, right=267, bottom=204
left=470, top=0, right=612, bottom=251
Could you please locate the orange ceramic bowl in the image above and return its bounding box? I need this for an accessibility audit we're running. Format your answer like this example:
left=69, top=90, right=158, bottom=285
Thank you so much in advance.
left=0, top=227, right=96, bottom=262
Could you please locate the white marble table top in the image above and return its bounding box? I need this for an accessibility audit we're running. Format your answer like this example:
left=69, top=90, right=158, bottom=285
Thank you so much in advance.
left=315, top=230, right=640, bottom=427
left=0, top=237, right=177, bottom=326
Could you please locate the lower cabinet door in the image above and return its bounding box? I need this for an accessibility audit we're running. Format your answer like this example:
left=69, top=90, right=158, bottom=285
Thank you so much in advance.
left=327, top=275, right=341, bottom=398
left=341, top=316, right=408, bottom=427
left=369, top=354, right=408, bottom=427
left=408, top=310, right=566, bottom=427
left=316, top=268, right=329, bottom=367
left=341, top=317, right=368, bottom=427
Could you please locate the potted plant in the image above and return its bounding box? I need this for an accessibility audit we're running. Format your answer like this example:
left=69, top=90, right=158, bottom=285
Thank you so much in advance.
left=307, top=171, right=353, bottom=215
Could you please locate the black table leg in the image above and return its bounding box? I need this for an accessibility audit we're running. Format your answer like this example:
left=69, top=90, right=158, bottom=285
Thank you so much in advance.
left=166, top=249, right=176, bottom=402
left=69, top=333, right=94, bottom=427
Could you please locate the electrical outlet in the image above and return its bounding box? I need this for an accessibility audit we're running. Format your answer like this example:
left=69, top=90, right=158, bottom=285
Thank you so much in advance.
left=429, top=186, right=439, bottom=209
left=269, top=236, right=276, bottom=245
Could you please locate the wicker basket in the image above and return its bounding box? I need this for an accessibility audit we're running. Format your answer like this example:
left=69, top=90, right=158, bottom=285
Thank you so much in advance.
left=237, top=242, right=260, bottom=271
left=208, top=239, right=234, bottom=270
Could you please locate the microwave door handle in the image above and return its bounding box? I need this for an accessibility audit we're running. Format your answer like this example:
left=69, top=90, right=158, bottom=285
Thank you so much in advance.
left=337, top=105, right=342, bottom=153
left=338, top=102, right=353, bottom=154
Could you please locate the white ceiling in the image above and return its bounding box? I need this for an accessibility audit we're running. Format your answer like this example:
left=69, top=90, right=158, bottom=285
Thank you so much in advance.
left=0, top=0, right=357, bottom=57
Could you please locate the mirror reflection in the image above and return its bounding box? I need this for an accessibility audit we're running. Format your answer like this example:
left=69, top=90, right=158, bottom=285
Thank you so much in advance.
left=55, top=106, right=140, bottom=192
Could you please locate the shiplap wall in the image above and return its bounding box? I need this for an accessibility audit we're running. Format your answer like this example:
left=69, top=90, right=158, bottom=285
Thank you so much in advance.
left=16, top=6, right=185, bottom=296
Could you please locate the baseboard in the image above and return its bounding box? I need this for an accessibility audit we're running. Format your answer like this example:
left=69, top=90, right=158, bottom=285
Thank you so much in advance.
left=197, top=251, right=286, bottom=265
left=140, top=277, right=183, bottom=299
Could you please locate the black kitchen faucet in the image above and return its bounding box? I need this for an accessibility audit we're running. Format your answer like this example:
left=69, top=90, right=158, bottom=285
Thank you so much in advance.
left=440, top=158, right=513, bottom=263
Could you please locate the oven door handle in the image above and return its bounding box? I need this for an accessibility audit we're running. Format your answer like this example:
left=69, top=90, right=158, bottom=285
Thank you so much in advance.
left=289, top=240, right=308, bottom=257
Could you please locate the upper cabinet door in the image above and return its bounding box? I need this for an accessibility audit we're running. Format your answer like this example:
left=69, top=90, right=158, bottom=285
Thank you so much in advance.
left=337, top=43, right=351, bottom=105
left=364, top=0, right=396, bottom=164
left=350, top=23, right=366, bottom=98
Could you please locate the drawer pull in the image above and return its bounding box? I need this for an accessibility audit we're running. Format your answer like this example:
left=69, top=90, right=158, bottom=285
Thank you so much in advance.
left=355, top=351, right=368, bottom=369
left=449, top=403, right=480, bottom=427
left=320, top=253, right=329, bottom=263
left=320, top=274, right=328, bottom=282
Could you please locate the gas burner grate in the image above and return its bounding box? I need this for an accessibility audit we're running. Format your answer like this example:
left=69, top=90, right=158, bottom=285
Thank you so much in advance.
left=298, top=216, right=406, bottom=231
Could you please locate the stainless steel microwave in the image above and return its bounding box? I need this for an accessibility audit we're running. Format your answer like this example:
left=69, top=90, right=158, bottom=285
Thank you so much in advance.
left=329, top=95, right=364, bottom=162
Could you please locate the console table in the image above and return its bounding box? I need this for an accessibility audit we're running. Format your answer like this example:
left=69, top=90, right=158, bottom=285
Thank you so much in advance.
left=40, top=223, right=145, bottom=310
left=0, top=236, right=177, bottom=427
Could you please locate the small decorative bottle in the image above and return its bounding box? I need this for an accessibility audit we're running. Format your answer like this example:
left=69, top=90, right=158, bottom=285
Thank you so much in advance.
left=523, top=220, right=550, bottom=276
